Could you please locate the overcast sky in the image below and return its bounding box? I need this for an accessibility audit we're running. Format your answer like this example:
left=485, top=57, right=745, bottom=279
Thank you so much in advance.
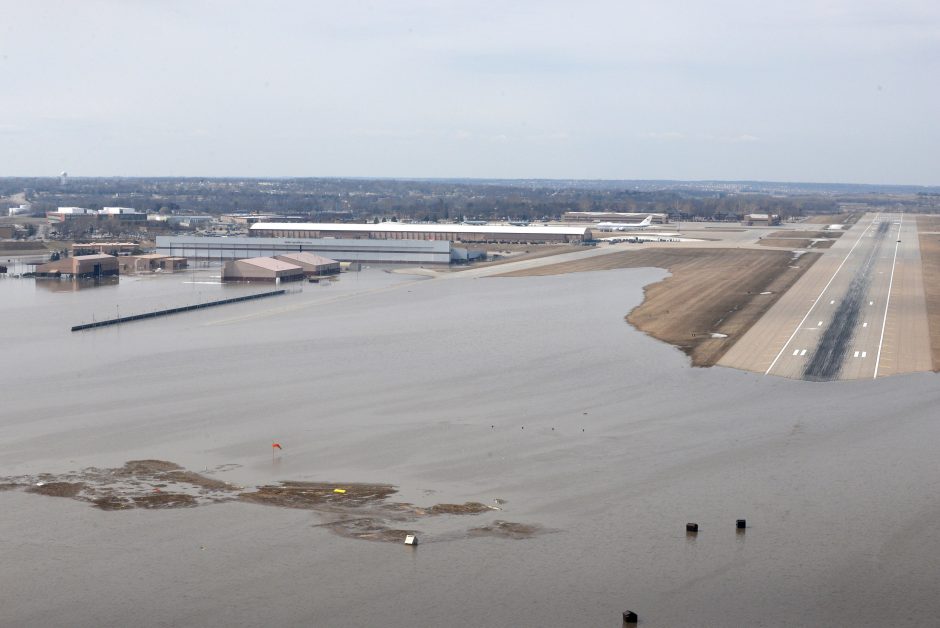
left=1, top=1, right=937, bottom=184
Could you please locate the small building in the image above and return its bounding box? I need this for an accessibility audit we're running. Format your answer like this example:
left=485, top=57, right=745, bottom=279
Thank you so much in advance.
left=222, top=257, right=304, bottom=283
left=745, top=213, right=781, bottom=226
left=0, top=225, right=14, bottom=239
left=72, top=242, right=141, bottom=256
left=117, top=254, right=188, bottom=274
left=35, top=254, right=119, bottom=278
left=273, top=252, right=340, bottom=276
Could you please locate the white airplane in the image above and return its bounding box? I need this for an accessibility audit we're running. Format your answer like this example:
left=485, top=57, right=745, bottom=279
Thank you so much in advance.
left=595, top=215, right=654, bottom=231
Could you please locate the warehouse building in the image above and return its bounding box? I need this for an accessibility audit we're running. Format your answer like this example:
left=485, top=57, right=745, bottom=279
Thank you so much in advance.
left=72, top=242, right=140, bottom=256
left=222, top=257, right=305, bottom=283
left=249, top=222, right=593, bottom=244
left=35, top=254, right=119, bottom=278
left=157, top=235, right=455, bottom=264
left=745, top=213, right=781, bottom=226
left=273, top=252, right=340, bottom=276
left=117, top=254, right=188, bottom=274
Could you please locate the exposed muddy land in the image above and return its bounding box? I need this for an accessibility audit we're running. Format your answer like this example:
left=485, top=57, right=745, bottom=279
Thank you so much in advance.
left=2, top=268, right=940, bottom=627
left=918, top=215, right=940, bottom=370
left=3, top=460, right=531, bottom=542
left=498, top=247, right=820, bottom=366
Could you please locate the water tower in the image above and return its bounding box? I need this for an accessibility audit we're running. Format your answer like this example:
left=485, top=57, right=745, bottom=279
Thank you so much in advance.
left=59, top=171, right=68, bottom=186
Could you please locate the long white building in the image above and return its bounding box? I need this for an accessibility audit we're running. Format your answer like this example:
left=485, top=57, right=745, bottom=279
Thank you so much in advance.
left=248, top=222, right=593, bottom=243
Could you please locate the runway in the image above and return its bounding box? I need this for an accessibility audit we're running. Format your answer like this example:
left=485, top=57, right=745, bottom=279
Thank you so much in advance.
left=719, top=213, right=932, bottom=380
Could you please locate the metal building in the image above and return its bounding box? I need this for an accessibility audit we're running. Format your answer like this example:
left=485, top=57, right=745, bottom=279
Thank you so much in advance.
left=222, top=257, right=305, bottom=283
left=156, top=235, right=455, bottom=264
left=35, top=254, right=119, bottom=278
left=249, top=222, right=593, bottom=243
left=273, top=252, right=340, bottom=276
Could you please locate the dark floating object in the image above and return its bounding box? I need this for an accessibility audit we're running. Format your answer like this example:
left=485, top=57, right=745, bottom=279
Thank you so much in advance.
left=622, top=610, right=638, bottom=623
left=686, top=522, right=699, bottom=532
left=736, top=519, right=746, bottom=529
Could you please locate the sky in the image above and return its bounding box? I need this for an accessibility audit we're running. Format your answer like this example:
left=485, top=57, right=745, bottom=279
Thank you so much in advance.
left=1, top=1, right=938, bottom=184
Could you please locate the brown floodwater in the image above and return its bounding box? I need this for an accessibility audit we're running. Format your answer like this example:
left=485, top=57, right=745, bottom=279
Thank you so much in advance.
left=1, top=265, right=939, bottom=627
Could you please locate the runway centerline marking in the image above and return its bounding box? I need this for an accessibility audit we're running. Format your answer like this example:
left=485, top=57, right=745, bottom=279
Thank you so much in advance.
left=764, top=215, right=879, bottom=375
left=874, top=214, right=903, bottom=379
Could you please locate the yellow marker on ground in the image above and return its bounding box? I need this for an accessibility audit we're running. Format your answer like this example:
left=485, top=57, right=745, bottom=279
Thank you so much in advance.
left=333, top=488, right=346, bottom=494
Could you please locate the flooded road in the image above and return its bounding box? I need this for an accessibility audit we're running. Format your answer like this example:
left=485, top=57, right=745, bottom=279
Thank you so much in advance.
left=2, top=266, right=939, bottom=626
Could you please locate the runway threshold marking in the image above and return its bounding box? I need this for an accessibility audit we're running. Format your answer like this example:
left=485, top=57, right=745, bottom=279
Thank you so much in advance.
left=764, top=215, right=880, bottom=375
left=873, top=214, right=904, bottom=379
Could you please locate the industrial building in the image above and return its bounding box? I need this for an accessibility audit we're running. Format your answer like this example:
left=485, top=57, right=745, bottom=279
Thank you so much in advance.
left=35, top=254, right=119, bottom=278
left=745, top=213, right=781, bottom=226
left=273, top=252, right=340, bottom=276
left=248, top=222, right=593, bottom=244
left=564, top=211, right=668, bottom=224
left=157, top=235, right=456, bottom=264
left=72, top=242, right=141, bottom=256
left=117, top=254, right=188, bottom=274
left=222, top=257, right=305, bottom=283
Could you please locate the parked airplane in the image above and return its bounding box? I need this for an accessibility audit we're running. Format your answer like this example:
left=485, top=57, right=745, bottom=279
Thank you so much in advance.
left=595, top=215, right=654, bottom=231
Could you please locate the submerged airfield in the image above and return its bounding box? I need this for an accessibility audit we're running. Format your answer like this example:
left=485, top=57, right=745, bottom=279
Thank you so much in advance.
left=2, top=214, right=940, bottom=626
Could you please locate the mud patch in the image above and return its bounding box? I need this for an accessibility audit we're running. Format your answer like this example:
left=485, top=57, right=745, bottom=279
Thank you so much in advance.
left=26, top=482, right=85, bottom=498
left=1, top=461, right=541, bottom=543
left=469, top=520, right=545, bottom=540
left=428, top=502, right=492, bottom=515
left=239, top=482, right=397, bottom=510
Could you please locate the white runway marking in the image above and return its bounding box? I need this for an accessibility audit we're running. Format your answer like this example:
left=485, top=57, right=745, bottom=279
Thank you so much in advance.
left=863, top=322, right=868, bottom=328
left=870, top=301, right=874, bottom=306
left=764, top=216, right=879, bottom=375
left=854, top=351, right=860, bottom=358
left=830, top=300, right=835, bottom=304
left=818, top=321, right=823, bottom=326
left=800, top=349, right=807, bottom=356
left=874, top=215, right=904, bottom=378
left=862, top=351, right=867, bottom=358
left=792, top=349, right=799, bottom=356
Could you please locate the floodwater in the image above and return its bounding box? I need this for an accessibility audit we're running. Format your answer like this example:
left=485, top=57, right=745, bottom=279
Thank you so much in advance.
left=1, top=265, right=940, bottom=627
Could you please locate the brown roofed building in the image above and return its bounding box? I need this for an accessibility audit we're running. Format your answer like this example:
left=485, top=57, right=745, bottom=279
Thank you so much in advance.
left=222, top=257, right=304, bottom=283
left=35, top=254, right=119, bottom=278
left=117, top=254, right=188, bottom=274
left=273, top=252, right=340, bottom=276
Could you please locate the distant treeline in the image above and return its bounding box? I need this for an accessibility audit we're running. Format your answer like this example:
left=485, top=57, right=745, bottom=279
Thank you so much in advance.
left=3, top=177, right=939, bottom=222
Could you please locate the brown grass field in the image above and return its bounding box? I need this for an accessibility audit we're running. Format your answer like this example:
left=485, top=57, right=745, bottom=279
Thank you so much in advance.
left=498, top=248, right=820, bottom=366
left=917, top=216, right=940, bottom=370
left=758, top=238, right=814, bottom=248
left=767, top=230, right=843, bottom=239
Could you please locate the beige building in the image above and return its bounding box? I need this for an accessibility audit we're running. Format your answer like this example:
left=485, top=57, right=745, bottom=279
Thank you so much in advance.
left=273, top=252, right=340, bottom=276
left=35, top=254, right=119, bottom=278
left=222, top=257, right=305, bottom=282
left=72, top=242, right=140, bottom=256
left=117, top=254, right=188, bottom=274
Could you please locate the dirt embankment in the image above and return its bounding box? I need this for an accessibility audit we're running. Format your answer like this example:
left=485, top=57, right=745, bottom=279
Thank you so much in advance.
left=767, top=230, right=843, bottom=239
left=804, top=213, right=860, bottom=225
left=917, top=216, right=940, bottom=371
left=498, top=248, right=821, bottom=366
left=758, top=238, right=834, bottom=249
